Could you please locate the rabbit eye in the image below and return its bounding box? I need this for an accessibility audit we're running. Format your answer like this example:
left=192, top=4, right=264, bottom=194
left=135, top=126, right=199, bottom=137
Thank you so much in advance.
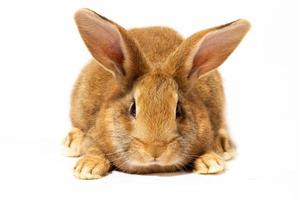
left=129, top=99, right=136, bottom=118
left=176, top=102, right=183, bottom=118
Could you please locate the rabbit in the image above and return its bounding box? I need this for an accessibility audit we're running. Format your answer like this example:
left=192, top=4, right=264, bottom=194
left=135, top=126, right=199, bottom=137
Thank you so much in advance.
left=63, top=8, right=251, bottom=179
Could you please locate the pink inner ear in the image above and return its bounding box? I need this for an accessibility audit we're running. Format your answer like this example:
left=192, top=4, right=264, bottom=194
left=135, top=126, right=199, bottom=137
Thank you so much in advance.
left=95, top=20, right=124, bottom=66
left=82, top=14, right=125, bottom=74
left=190, top=40, right=213, bottom=77
left=190, top=28, right=238, bottom=77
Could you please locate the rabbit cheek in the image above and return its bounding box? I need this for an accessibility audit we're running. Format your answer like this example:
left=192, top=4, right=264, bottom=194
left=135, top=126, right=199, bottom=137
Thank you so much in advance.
left=100, top=105, right=133, bottom=165
left=125, top=140, right=149, bottom=166
left=160, top=141, right=182, bottom=165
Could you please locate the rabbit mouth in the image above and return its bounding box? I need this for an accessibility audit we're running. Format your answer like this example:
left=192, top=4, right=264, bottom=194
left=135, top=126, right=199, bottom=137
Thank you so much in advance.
left=125, top=156, right=182, bottom=167
left=116, top=158, right=186, bottom=174
left=126, top=160, right=163, bottom=167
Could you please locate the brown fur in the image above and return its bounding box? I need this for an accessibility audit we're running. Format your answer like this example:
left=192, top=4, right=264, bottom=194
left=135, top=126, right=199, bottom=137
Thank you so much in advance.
left=64, top=8, right=250, bottom=179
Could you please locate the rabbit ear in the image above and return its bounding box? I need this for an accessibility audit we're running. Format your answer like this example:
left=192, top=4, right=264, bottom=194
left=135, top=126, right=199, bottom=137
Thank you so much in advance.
left=74, top=9, right=148, bottom=81
left=165, top=19, right=251, bottom=91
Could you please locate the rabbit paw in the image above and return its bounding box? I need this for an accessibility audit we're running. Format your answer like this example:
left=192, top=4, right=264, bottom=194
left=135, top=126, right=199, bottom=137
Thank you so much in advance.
left=194, top=151, right=226, bottom=174
left=73, top=155, right=110, bottom=179
left=214, top=128, right=236, bottom=161
left=63, top=128, right=84, bottom=157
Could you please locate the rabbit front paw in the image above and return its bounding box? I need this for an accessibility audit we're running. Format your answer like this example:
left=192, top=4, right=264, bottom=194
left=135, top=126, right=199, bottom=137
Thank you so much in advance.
left=63, top=128, right=84, bottom=157
left=194, top=151, right=226, bottom=174
left=73, top=155, right=110, bottom=179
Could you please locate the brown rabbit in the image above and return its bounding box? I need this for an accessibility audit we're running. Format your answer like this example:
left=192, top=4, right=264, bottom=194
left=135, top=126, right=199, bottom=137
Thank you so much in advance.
left=64, top=8, right=250, bottom=179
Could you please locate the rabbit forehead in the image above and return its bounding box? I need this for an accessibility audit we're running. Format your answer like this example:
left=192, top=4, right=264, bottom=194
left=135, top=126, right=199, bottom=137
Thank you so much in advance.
left=134, top=73, right=178, bottom=104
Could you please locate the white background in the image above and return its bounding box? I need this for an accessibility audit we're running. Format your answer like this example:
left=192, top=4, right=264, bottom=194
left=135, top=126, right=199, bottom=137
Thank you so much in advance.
left=0, top=0, right=299, bottom=199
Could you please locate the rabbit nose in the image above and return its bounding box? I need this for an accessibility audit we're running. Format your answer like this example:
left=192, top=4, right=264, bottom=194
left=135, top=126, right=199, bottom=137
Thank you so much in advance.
left=145, top=145, right=166, bottom=160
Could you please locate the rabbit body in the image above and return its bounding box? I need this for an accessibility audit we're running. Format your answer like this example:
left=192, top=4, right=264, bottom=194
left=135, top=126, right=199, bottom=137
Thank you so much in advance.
left=64, top=9, right=250, bottom=179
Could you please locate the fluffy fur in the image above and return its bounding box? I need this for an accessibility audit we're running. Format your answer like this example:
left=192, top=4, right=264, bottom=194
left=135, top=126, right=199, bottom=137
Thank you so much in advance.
left=64, top=8, right=250, bottom=179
